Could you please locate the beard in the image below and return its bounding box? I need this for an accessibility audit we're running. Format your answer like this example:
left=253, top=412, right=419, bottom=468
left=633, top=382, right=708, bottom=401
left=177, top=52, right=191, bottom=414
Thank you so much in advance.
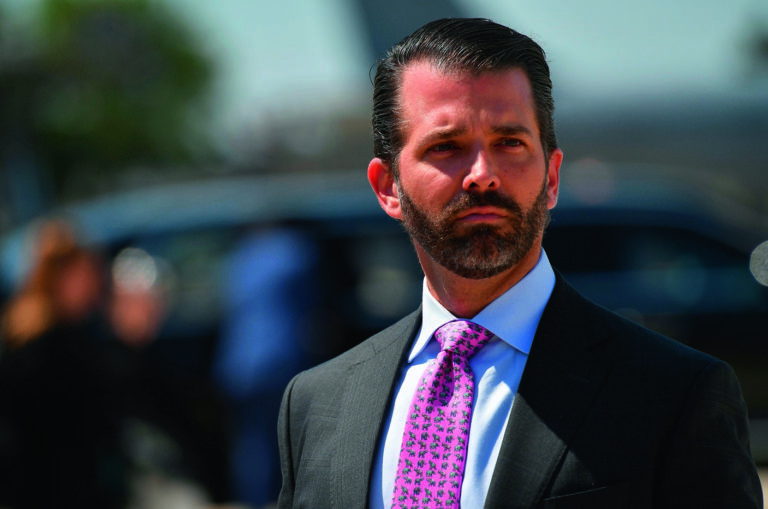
left=398, top=178, right=551, bottom=279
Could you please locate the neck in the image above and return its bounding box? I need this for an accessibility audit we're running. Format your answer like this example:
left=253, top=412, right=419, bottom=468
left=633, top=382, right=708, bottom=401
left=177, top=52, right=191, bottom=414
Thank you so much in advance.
left=419, top=243, right=543, bottom=318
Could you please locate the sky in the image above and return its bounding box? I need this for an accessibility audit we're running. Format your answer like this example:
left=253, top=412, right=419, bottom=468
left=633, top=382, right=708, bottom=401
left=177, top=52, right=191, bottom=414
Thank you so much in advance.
left=176, top=0, right=768, bottom=133
left=2, top=0, right=767, bottom=134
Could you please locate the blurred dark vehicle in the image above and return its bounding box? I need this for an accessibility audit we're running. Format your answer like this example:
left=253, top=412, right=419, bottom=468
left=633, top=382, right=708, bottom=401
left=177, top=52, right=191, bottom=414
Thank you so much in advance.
left=1, top=167, right=767, bottom=467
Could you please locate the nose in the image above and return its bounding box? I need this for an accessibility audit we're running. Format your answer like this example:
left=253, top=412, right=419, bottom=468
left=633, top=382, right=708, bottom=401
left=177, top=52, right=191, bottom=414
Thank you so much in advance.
left=462, top=149, right=500, bottom=192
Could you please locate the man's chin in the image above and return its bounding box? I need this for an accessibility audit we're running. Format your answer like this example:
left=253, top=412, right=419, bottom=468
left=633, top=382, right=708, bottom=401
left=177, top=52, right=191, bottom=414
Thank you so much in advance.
left=452, top=221, right=512, bottom=238
left=437, top=256, right=514, bottom=279
left=434, top=245, right=518, bottom=280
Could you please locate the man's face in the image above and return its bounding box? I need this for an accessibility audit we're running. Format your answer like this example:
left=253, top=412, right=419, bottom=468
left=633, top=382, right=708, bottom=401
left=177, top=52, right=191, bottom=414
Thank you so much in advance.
left=371, top=61, right=562, bottom=280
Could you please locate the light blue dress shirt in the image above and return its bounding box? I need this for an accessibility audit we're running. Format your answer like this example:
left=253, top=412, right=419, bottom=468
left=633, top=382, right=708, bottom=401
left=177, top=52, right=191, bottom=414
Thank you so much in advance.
left=369, top=250, right=556, bottom=509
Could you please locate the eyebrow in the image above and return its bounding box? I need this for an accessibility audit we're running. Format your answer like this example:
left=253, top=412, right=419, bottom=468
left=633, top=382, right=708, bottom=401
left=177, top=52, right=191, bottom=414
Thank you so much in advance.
left=491, top=124, right=535, bottom=137
left=424, top=127, right=467, bottom=142
left=420, top=124, right=535, bottom=145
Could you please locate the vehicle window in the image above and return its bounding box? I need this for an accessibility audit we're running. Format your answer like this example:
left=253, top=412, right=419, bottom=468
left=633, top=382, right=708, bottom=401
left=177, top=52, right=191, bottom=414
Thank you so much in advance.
left=544, top=223, right=768, bottom=313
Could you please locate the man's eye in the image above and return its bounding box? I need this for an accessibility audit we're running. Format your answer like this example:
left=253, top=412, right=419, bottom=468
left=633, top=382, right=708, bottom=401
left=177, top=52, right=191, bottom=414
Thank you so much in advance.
left=500, top=139, right=522, bottom=148
left=430, top=142, right=457, bottom=153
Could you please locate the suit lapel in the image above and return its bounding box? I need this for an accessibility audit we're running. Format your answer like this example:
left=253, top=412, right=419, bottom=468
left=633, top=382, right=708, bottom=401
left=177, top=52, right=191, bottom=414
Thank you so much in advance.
left=484, top=277, right=613, bottom=508
left=333, top=309, right=421, bottom=508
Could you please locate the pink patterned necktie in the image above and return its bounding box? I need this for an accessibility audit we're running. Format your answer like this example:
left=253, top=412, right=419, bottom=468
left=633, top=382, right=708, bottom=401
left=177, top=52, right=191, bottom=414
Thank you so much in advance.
left=392, top=320, right=494, bottom=509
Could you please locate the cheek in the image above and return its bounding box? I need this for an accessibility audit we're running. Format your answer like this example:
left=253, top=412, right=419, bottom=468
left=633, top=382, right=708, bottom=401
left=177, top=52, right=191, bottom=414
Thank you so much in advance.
left=399, top=166, right=458, bottom=209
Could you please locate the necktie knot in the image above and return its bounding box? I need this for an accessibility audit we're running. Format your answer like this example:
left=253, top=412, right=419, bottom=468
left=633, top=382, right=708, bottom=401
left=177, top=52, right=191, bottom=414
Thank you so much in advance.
left=434, top=320, right=493, bottom=359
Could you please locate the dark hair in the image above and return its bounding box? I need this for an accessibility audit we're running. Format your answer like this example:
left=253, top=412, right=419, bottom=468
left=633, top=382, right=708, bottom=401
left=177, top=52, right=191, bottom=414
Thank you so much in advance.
left=371, top=18, right=558, bottom=173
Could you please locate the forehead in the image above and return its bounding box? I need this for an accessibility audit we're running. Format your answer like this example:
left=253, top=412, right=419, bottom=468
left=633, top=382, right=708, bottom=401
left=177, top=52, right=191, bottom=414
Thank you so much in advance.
left=397, top=61, right=538, bottom=137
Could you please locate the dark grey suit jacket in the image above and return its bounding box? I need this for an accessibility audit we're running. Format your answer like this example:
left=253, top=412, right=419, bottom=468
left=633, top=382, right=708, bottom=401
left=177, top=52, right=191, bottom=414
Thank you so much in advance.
left=277, top=275, right=763, bottom=508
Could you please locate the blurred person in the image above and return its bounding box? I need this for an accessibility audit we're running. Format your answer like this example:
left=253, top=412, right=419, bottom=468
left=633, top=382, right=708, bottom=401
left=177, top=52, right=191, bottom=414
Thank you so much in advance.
left=102, top=246, right=231, bottom=506
left=0, top=219, right=130, bottom=508
left=109, top=247, right=170, bottom=348
left=0, top=221, right=230, bottom=508
left=276, top=18, right=763, bottom=508
left=213, top=227, right=320, bottom=508
left=0, top=219, right=106, bottom=348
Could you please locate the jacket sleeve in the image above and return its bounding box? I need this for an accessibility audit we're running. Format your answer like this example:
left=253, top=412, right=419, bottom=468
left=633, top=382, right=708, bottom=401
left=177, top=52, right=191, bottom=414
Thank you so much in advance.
left=657, top=359, right=763, bottom=508
left=277, top=374, right=299, bottom=509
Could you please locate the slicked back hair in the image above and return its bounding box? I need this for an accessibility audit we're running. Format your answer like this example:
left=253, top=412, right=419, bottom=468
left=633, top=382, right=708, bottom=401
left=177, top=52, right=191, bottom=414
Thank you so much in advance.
left=371, top=18, right=558, bottom=175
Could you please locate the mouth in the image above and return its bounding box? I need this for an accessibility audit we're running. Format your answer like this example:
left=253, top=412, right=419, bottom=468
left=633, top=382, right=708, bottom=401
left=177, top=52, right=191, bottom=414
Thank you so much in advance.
left=455, top=207, right=508, bottom=223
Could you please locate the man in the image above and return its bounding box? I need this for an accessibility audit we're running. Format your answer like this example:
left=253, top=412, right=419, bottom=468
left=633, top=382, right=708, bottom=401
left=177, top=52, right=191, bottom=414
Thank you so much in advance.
left=277, top=18, right=763, bottom=508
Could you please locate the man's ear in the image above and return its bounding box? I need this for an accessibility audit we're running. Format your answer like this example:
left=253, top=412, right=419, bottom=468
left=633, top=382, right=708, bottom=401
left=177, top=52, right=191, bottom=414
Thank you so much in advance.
left=545, top=148, right=563, bottom=209
left=367, top=157, right=402, bottom=220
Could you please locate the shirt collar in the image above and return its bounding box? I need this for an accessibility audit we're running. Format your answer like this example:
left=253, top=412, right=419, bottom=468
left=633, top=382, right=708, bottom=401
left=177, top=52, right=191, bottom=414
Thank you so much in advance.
left=409, top=249, right=556, bottom=362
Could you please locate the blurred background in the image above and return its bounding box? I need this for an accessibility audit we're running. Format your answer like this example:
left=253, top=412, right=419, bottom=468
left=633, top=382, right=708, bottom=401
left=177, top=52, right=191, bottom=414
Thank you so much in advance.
left=1, top=0, right=767, bottom=507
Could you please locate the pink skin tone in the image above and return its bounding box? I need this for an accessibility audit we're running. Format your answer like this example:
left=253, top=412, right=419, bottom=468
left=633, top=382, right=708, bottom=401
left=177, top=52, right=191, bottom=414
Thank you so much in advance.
left=368, top=61, right=563, bottom=318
